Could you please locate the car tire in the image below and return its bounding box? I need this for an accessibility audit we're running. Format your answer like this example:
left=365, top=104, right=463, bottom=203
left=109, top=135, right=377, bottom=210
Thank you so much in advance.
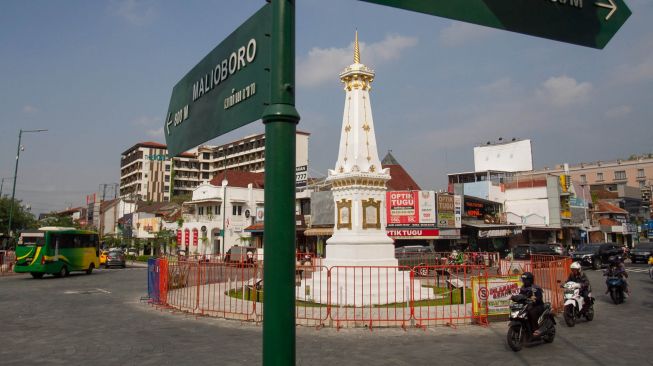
left=592, top=258, right=601, bottom=270
left=86, top=263, right=94, bottom=275
left=30, top=272, right=44, bottom=279
left=58, top=266, right=69, bottom=278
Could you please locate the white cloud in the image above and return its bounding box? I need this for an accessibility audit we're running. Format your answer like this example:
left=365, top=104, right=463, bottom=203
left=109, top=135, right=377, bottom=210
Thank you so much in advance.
left=536, top=76, right=592, bottom=107
left=111, top=0, right=156, bottom=26
left=22, top=105, right=38, bottom=114
left=617, top=53, right=653, bottom=84
left=145, top=127, right=163, bottom=139
left=439, top=22, right=496, bottom=47
left=605, top=105, right=632, bottom=119
left=297, top=34, right=418, bottom=88
left=476, top=77, right=513, bottom=95
left=132, top=115, right=159, bottom=126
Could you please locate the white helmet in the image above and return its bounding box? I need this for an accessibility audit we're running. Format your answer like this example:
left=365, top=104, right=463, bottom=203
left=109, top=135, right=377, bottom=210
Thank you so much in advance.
left=570, top=262, right=581, bottom=271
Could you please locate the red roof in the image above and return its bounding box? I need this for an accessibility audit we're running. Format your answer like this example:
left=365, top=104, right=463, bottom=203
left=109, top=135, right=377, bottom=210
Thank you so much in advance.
left=209, top=171, right=265, bottom=188
left=595, top=201, right=628, bottom=214
left=383, top=164, right=421, bottom=191
left=598, top=218, right=622, bottom=226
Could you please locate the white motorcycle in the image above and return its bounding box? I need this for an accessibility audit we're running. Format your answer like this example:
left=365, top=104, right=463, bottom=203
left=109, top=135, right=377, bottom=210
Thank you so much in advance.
left=562, top=281, right=594, bottom=327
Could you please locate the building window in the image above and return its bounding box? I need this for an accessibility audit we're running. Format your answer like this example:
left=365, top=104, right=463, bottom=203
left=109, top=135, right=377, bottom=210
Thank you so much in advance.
left=203, top=152, right=210, bottom=160
left=637, top=169, right=645, bottom=178
left=640, top=181, right=646, bottom=188
left=614, top=171, right=626, bottom=180
left=207, top=206, right=213, bottom=215
left=165, top=164, right=170, bottom=172
left=198, top=206, right=204, bottom=216
left=580, top=174, right=587, bottom=184
left=202, top=163, right=209, bottom=170
left=202, top=172, right=209, bottom=179
left=216, top=205, right=221, bottom=215
left=597, top=172, right=604, bottom=181
left=163, top=185, right=169, bottom=191
left=232, top=205, right=242, bottom=216
left=165, top=175, right=170, bottom=182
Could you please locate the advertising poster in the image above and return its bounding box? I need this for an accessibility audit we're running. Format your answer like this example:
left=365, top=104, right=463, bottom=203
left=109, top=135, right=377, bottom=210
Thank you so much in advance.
left=472, top=275, right=522, bottom=316
left=386, top=191, right=436, bottom=227
left=437, top=193, right=455, bottom=228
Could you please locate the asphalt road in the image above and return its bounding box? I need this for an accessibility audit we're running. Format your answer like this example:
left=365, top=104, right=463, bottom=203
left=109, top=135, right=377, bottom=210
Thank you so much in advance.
left=0, top=264, right=651, bottom=366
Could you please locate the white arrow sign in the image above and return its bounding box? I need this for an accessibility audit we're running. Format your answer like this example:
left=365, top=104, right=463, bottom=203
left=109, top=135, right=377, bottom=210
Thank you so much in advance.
left=595, top=0, right=617, bottom=21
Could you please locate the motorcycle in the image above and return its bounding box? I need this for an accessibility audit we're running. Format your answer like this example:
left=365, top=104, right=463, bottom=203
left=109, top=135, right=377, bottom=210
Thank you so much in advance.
left=604, top=272, right=626, bottom=305
left=506, top=293, right=556, bottom=352
left=562, top=281, right=594, bottom=327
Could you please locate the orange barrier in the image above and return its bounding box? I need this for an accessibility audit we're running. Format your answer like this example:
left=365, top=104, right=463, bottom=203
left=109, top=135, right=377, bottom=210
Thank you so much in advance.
left=156, top=256, right=568, bottom=328
left=412, top=264, right=488, bottom=328
left=0, top=251, right=16, bottom=276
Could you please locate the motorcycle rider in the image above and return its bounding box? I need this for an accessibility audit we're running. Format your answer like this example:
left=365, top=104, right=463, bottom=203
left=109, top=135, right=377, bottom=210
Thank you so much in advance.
left=567, top=262, right=591, bottom=307
left=605, top=255, right=629, bottom=295
left=519, top=272, right=545, bottom=337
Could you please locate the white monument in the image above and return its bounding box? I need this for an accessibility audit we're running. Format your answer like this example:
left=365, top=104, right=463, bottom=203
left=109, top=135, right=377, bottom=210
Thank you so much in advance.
left=297, top=33, right=433, bottom=305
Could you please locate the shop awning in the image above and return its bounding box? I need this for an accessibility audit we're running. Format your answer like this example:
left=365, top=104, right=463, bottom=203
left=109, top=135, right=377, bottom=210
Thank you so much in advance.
left=304, top=227, right=334, bottom=236
left=244, top=223, right=264, bottom=233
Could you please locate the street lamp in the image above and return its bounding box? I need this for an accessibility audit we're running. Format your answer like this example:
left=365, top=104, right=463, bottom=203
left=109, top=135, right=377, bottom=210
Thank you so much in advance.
left=7, top=129, right=48, bottom=237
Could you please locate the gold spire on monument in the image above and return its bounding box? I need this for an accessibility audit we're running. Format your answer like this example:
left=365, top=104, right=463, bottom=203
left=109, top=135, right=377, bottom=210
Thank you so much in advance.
left=354, top=30, right=360, bottom=64
left=340, top=30, right=374, bottom=91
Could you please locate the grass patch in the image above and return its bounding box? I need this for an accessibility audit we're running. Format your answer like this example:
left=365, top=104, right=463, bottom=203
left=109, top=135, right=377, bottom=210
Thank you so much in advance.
left=225, top=286, right=471, bottom=308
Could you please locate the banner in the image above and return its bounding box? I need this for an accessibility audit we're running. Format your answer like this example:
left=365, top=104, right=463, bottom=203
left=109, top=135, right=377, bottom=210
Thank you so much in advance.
left=386, top=191, right=435, bottom=228
left=437, top=193, right=455, bottom=228
left=472, top=275, right=522, bottom=316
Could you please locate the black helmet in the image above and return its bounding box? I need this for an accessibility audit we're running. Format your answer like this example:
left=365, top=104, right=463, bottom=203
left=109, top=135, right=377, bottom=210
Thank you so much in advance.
left=520, top=272, right=534, bottom=287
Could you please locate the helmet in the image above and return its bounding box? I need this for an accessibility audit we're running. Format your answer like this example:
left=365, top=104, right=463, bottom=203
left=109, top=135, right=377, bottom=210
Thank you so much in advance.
left=570, top=262, right=581, bottom=272
left=520, top=272, right=534, bottom=287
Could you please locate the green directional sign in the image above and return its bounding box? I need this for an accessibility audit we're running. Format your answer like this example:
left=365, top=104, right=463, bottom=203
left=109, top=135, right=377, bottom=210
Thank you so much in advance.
left=164, top=4, right=271, bottom=157
left=359, top=0, right=631, bottom=49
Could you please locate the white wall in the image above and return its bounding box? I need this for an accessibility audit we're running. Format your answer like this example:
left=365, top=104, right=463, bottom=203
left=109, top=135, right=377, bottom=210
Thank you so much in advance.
left=504, top=186, right=550, bottom=226
left=474, top=139, right=533, bottom=172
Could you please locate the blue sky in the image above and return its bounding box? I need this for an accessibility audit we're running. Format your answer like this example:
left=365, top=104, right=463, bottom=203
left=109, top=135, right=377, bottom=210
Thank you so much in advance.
left=1, top=0, right=652, bottom=215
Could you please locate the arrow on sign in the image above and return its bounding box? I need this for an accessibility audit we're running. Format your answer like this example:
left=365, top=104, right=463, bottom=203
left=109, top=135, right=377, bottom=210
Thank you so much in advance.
left=359, top=0, right=632, bottom=49
left=595, top=0, right=618, bottom=21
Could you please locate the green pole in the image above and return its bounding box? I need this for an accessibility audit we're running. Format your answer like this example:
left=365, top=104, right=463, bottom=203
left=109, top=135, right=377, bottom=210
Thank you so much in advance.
left=262, top=0, right=299, bottom=365
left=7, top=130, right=23, bottom=237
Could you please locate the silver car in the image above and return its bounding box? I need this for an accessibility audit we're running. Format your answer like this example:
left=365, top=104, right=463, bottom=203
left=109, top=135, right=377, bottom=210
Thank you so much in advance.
left=106, top=250, right=126, bottom=268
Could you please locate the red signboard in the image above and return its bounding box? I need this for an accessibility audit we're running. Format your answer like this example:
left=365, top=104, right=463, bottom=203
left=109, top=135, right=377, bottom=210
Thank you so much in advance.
left=192, top=228, right=199, bottom=246
left=176, top=230, right=182, bottom=245
left=387, top=229, right=440, bottom=237
left=386, top=191, right=436, bottom=228
left=387, top=191, right=419, bottom=225
left=184, top=229, right=190, bottom=245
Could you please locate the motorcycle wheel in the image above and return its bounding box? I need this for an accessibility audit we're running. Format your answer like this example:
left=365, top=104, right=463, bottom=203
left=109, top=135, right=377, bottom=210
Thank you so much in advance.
left=507, top=325, right=524, bottom=352
left=542, top=324, right=556, bottom=343
left=563, top=304, right=575, bottom=327
left=585, top=304, right=594, bottom=321
left=610, top=288, right=619, bottom=305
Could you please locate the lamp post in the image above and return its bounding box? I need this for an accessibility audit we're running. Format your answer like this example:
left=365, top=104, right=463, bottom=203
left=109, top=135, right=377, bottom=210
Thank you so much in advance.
left=7, top=129, right=47, bottom=237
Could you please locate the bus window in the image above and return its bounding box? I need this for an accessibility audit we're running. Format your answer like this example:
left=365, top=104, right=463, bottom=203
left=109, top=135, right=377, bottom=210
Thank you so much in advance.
left=18, top=233, right=45, bottom=246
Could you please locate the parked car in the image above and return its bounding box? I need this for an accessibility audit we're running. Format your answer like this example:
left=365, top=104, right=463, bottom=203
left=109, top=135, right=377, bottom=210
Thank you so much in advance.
left=571, top=243, right=623, bottom=270
left=225, top=246, right=257, bottom=265
left=99, top=250, right=109, bottom=266
left=106, top=250, right=126, bottom=268
left=395, top=245, right=444, bottom=276
left=630, top=242, right=653, bottom=263
left=512, top=244, right=559, bottom=260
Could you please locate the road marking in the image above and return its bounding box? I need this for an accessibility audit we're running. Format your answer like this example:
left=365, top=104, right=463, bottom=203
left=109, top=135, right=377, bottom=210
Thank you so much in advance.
left=625, top=268, right=649, bottom=273
left=96, top=288, right=111, bottom=294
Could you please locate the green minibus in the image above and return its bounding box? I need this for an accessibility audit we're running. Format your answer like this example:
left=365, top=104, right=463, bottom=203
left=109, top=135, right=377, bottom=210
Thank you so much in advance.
left=14, top=227, right=100, bottom=279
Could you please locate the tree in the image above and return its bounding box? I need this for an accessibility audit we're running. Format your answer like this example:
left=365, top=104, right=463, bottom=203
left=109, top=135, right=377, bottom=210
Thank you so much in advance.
left=39, top=215, right=79, bottom=229
left=155, top=228, right=174, bottom=255
left=0, top=197, right=37, bottom=237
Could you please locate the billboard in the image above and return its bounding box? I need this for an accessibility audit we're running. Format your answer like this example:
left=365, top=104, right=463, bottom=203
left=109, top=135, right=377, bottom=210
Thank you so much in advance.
left=473, top=139, right=532, bottom=173
left=437, top=193, right=455, bottom=228
left=386, top=191, right=435, bottom=228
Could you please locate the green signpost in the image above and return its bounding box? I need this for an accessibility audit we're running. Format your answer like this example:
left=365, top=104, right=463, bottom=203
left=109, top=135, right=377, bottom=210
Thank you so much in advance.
left=359, top=0, right=631, bottom=49
left=164, top=4, right=272, bottom=157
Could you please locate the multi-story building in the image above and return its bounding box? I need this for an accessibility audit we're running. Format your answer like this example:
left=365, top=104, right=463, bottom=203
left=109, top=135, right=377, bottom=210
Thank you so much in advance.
left=119, top=131, right=310, bottom=202
left=525, top=156, right=653, bottom=190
